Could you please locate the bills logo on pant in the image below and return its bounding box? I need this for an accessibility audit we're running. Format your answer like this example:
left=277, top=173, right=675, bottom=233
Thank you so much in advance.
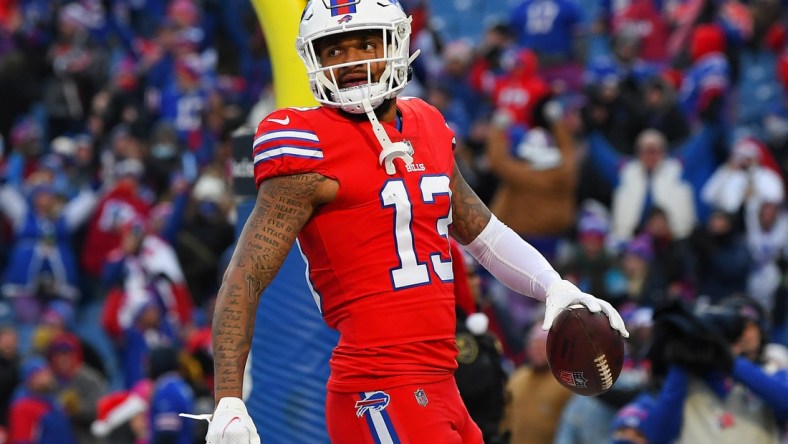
left=355, top=391, right=390, bottom=417
left=559, top=370, right=588, bottom=388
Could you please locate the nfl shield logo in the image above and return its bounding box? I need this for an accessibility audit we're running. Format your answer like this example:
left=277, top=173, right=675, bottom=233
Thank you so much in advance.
left=414, top=388, right=428, bottom=407
left=559, top=370, right=588, bottom=388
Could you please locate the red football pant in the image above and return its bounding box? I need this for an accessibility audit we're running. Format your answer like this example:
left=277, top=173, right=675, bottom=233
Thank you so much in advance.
left=325, top=377, right=483, bottom=444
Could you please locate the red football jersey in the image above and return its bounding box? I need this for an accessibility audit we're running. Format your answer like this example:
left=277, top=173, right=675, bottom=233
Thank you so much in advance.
left=253, top=98, right=459, bottom=392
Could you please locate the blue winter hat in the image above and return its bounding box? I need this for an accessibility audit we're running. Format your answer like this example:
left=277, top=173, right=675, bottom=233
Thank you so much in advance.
left=578, top=212, right=609, bottom=236
left=625, top=235, right=654, bottom=261
left=21, top=356, right=50, bottom=383
left=611, top=394, right=655, bottom=432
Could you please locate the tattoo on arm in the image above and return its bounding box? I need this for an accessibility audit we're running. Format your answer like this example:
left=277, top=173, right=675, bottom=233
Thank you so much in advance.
left=450, top=163, right=492, bottom=245
left=212, top=173, right=333, bottom=401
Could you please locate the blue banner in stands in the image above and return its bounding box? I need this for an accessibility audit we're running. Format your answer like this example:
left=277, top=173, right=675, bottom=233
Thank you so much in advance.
left=247, top=244, right=338, bottom=443
left=232, top=198, right=336, bottom=444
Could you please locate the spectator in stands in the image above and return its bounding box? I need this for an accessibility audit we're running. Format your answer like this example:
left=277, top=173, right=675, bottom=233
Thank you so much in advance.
left=509, top=0, right=584, bottom=65
left=433, top=40, right=487, bottom=126
left=47, top=332, right=107, bottom=444
left=744, top=198, right=788, bottom=316
left=609, top=393, right=656, bottom=444
left=586, top=126, right=722, bottom=243
left=491, top=48, right=551, bottom=128
left=557, top=206, right=626, bottom=303
left=688, top=209, right=753, bottom=303
left=577, top=59, right=644, bottom=207
left=184, top=295, right=215, bottom=398
left=47, top=136, right=88, bottom=198
left=640, top=75, right=691, bottom=145
left=467, top=23, right=516, bottom=99
left=3, top=117, right=45, bottom=187
left=81, top=158, right=151, bottom=287
left=644, top=296, right=788, bottom=443
left=101, top=217, right=192, bottom=387
left=679, top=24, right=730, bottom=125
left=89, top=56, right=150, bottom=147
left=172, top=171, right=234, bottom=307
left=8, top=356, right=77, bottom=444
left=143, top=122, right=190, bottom=199
left=600, top=0, right=670, bottom=64
left=619, top=234, right=663, bottom=307
left=0, top=7, right=49, bottom=145
left=487, top=95, right=577, bottom=262
left=581, top=34, right=661, bottom=152
left=157, top=53, right=211, bottom=152
left=148, top=345, right=195, bottom=444
left=637, top=207, right=694, bottom=302
left=426, top=84, right=472, bottom=147
left=29, top=301, right=108, bottom=380
left=0, top=170, right=97, bottom=323
left=0, top=324, right=20, bottom=439
left=500, top=320, right=573, bottom=443
left=701, top=136, right=785, bottom=222
left=43, top=2, right=109, bottom=138
left=90, top=385, right=150, bottom=444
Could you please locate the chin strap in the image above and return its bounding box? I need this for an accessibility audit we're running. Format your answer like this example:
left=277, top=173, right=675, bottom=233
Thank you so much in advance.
left=362, top=97, right=413, bottom=175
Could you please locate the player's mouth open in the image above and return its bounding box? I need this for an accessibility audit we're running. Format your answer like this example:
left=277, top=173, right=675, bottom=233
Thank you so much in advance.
left=340, top=74, right=371, bottom=89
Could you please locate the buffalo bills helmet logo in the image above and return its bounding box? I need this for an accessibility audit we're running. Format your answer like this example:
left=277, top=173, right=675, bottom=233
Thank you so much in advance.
left=337, top=14, right=353, bottom=24
left=355, top=391, right=390, bottom=417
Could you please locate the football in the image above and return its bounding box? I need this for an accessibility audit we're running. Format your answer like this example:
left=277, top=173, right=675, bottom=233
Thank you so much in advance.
left=546, top=304, right=625, bottom=396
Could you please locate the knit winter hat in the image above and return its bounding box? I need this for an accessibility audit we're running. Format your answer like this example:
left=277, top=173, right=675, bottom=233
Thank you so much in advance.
left=611, top=395, right=655, bottom=432
left=21, top=356, right=50, bottom=384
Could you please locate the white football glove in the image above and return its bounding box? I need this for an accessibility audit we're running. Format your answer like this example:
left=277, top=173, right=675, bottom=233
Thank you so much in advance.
left=180, top=397, right=261, bottom=444
left=541, top=280, right=629, bottom=338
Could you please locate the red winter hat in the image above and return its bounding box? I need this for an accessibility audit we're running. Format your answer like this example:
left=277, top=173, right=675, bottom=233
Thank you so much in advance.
left=91, top=390, right=148, bottom=437
left=451, top=240, right=490, bottom=335
left=691, top=24, right=726, bottom=62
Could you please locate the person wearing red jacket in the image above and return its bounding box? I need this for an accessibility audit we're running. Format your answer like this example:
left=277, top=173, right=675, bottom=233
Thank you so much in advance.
left=81, top=159, right=151, bottom=280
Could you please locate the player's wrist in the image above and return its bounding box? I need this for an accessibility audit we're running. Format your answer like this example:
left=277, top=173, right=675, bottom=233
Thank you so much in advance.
left=546, top=279, right=581, bottom=298
left=215, top=397, right=247, bottom=412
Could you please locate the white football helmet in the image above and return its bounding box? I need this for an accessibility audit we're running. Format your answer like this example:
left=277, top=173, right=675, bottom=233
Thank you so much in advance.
left=296, top=0, right=416, bottom=114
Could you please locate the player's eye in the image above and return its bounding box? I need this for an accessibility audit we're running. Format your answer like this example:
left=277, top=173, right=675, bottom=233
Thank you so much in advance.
left=325, top=47, right=342, bottom=58
left=360, top=41, right=376, bottom=52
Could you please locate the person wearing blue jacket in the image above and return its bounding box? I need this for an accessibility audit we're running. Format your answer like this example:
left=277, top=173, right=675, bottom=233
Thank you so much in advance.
left=640, top=296, right=788, bottom=444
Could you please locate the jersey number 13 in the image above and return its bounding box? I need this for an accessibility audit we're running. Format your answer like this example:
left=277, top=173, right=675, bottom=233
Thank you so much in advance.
left=381, top=175, right=454, bottom=290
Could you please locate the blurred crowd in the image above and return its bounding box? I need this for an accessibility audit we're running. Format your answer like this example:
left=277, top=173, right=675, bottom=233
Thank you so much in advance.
left=1, top=0, right=788, bottom=443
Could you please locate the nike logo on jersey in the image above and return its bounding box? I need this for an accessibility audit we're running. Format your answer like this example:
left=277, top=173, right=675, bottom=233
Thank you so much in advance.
left=267, top=116, right=290, bottom=125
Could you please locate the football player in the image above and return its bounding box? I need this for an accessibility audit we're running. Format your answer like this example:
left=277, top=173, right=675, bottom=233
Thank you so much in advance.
left=204, top=1, right=629, bottom=443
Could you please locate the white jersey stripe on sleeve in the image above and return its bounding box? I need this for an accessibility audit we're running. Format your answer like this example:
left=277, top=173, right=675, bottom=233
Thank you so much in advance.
left=254, top=130, right=319, bottom=148
left=253, top=146, right=324, bottom=164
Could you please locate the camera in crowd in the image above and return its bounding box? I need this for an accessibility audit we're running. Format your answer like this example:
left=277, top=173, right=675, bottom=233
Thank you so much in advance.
left=648, top=297, right=764, bottom=377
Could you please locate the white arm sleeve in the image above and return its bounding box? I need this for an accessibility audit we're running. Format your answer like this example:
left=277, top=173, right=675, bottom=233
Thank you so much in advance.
left=464, top=215, right=561, bottom=302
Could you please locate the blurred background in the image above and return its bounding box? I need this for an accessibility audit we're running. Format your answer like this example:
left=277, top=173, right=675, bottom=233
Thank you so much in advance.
left=2, top=0, right=788, bottom=443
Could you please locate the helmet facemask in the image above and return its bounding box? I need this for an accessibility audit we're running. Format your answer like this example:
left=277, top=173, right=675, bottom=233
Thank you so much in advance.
left=297, top=3, right=414, bottom=114
left=295, top=0, right=419, bottom=175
